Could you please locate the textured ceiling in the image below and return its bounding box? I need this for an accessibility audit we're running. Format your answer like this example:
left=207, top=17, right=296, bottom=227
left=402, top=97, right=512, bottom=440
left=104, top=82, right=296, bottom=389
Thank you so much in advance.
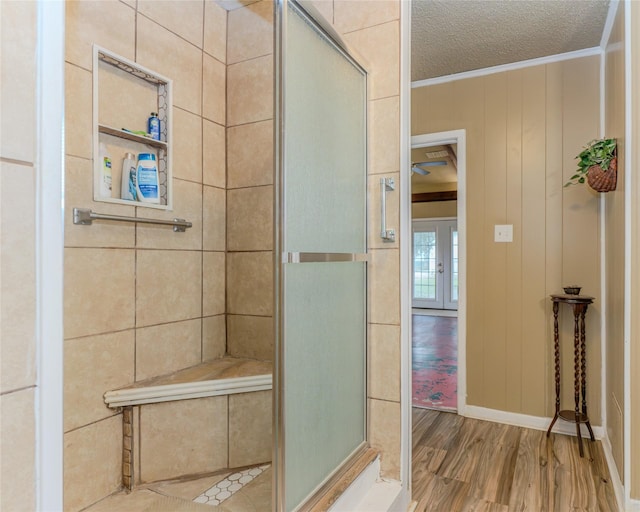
left=412, top=0, right=611, bottom=82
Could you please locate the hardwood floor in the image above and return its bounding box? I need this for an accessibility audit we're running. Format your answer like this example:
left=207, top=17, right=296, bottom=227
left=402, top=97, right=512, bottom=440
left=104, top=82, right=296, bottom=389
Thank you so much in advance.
left=412, top=315, right=457, bottom=410
left=412, top=408, right=619, bottom=511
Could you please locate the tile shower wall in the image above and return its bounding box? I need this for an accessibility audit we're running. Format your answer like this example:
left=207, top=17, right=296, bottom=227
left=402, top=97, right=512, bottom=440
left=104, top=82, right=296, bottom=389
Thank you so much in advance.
left=335, top=0, right=403, bottom=480
left=63, top=1, right=227, bottom=510
left=62, top=3, right=402, bottom=510
left=0, top=2, right=38, bottom=510
left=226, top=0, right=275, bottom=362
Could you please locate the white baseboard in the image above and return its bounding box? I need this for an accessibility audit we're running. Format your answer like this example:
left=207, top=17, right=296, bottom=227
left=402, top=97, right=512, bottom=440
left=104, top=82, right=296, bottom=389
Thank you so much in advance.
left=463, top=405, right=605, bottom=439
left=600, top=432, right=625, bottom=511
left=627, top=499, right=640, bottom=511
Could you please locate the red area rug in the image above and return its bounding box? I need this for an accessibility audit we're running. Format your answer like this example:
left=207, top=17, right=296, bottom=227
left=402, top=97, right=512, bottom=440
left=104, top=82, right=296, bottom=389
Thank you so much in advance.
left=412, top=314, right=457, bottom=411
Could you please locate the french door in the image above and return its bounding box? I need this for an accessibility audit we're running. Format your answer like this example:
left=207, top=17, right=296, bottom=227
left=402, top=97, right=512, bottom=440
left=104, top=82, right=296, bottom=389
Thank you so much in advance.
left=412, top=219, right=458, bottom=310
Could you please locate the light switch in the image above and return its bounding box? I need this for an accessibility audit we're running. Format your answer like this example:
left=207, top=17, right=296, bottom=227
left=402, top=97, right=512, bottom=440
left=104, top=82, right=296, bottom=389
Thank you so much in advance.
left=494, top=224, right=513, bottom=243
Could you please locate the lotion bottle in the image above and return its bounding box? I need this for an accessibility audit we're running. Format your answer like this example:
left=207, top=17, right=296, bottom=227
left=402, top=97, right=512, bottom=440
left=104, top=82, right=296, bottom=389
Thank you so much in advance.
left=98, top=142, right=112, bottom=198
left=135, top=153, right=160, bottom=204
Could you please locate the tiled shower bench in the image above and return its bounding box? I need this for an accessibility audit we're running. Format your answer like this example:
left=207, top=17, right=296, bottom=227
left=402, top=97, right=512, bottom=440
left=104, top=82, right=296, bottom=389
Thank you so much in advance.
left=104, top=358, right=273, bottom=489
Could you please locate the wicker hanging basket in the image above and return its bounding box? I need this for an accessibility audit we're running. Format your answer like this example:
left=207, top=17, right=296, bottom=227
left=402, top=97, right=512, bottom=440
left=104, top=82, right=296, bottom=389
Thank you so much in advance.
left=587, top=156, right=617, bottom=192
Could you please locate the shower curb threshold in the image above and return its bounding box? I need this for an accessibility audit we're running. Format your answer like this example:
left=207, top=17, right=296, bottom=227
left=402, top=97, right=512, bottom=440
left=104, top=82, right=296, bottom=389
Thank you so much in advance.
left=328, top=456, right=404, bottom=512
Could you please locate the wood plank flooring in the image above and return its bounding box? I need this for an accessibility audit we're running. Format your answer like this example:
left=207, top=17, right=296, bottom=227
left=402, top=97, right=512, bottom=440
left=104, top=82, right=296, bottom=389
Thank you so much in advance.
left=412, top=408, right=619, bottom=512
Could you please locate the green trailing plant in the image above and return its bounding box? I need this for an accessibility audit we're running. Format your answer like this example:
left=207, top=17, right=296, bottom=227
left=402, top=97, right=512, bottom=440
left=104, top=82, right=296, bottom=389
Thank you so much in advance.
left=565, top=138, right=617, bottom=187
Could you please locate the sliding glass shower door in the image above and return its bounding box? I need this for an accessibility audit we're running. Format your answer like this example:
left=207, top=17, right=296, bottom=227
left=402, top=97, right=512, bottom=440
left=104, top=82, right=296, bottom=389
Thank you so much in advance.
left=275, top=2, right=368, bottom=510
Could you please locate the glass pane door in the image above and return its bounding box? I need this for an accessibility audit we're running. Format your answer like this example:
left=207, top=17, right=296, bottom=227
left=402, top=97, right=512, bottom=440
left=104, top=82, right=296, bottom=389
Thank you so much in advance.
left=412, top=219, right=458, bottom=310
left=413, top=227, right=439, bottom=307
left=449, top=229, right=459, bottom=307
left=276, top=2, right=367, bottom=510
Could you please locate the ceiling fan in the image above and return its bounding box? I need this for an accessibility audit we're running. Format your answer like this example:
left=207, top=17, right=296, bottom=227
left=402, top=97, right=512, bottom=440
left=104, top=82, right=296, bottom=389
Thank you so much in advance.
left=411, top=160, right=447, bottom=175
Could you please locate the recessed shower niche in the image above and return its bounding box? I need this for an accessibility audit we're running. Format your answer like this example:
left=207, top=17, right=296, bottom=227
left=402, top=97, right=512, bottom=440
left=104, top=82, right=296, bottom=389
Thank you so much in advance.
left=92, top=45, right=173, bottom=209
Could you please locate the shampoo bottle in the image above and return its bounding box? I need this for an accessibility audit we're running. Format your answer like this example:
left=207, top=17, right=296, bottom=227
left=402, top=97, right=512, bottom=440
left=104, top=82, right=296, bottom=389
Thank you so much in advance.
left=98, top=143, right=112, bottom=198
left=120, top=152, right=137, bottom=201
left=135, top=153, right=160, bottom=204
left=148, top=112, right=160, bottom=141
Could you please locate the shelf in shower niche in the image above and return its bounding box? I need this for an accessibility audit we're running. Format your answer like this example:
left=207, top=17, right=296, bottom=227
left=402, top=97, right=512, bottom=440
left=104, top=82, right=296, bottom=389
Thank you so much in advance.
left=93, top=45, right=172, bottom=209
left=98, top=124, right=167, bottom=149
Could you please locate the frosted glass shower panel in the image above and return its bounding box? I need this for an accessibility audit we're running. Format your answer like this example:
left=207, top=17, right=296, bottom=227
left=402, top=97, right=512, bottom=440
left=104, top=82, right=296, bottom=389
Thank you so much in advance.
left=283, top=262, right=366, bottom=510
left=284, top=5, right=366, bottom=254
left=278, top=3, right=368, bottom=510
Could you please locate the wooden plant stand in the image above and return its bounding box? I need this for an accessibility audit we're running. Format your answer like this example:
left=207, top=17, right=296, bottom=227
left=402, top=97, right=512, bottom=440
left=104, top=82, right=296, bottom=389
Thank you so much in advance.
left=546, top=293, right=596, bottom=457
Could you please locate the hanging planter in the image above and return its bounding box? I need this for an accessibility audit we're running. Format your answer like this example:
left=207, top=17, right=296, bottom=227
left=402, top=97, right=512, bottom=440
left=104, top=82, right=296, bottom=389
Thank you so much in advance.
left=565, top=138, right=618, bottom=192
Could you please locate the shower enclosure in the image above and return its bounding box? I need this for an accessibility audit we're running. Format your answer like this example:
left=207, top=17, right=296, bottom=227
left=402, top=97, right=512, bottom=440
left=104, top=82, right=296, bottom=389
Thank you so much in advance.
left=58, top=0, right=371, bottom=509
left=274, top=1, right=369, bottom=510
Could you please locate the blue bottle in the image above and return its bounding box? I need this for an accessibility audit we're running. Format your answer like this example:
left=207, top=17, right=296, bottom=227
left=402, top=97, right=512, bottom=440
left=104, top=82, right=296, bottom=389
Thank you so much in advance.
left=148, top=112, right=160, bottom=141
left=135, top=153, right=159, bottom=204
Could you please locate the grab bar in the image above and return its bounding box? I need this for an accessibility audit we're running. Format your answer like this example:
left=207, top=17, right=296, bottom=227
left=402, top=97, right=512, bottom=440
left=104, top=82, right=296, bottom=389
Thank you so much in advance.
left=73, top=207, right=192, bottom=232
left=380, top=177, right=395, bottom=242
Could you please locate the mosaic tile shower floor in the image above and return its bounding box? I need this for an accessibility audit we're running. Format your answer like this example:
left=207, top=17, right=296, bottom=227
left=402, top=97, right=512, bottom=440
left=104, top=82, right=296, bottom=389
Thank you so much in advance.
left=83, top=465, right=271, bottom=512
left=194, top=464, right=270, bottom=506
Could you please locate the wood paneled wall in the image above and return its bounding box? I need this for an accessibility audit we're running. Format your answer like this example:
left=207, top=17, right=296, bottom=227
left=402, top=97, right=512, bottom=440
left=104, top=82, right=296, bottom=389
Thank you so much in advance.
left=412, top=55, right=602, bottom=420
left=604, top=1, right=626, bottom=483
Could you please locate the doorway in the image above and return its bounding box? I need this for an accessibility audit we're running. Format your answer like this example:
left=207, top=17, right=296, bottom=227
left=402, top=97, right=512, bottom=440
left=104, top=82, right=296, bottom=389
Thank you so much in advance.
left=411, top=141, right=459, bottom=412
left=407, top=130, right=466, bottom=420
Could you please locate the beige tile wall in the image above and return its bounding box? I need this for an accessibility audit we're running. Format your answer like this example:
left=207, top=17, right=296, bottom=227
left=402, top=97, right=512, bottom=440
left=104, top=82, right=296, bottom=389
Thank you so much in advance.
left=226, top=0, right=275, bottom=361
left=229, top=390, right=272, bottom=467
left=63, top=1, right=228, bottom=509
left=0, top=0, right=38, bottom=509
left=62, top=2, right=404, bottom=509
left=335, top=3, right=403, bottom=479
left=138, top=397, right=228, bottom=482
left=134, top=389, right=271, bottom=483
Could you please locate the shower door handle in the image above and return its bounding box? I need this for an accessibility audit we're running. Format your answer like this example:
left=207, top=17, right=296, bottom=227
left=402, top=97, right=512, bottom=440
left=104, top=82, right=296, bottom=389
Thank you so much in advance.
left=380, top=177, right=395, bottom=242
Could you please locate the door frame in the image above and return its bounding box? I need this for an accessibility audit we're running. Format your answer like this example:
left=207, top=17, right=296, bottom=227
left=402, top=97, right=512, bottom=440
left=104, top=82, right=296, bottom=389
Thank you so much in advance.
left=401, top=129, right=467, bottom=490
left=35, top=1, right=65, bottom=509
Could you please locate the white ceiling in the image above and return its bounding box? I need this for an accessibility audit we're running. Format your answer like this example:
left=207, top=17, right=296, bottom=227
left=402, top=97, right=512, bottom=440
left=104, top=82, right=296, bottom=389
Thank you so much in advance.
left=412, top=0, right=611, bottom=82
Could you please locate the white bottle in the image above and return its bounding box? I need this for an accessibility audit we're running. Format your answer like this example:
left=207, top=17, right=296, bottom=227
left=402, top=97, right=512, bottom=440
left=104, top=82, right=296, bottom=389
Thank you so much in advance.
left=120, top=152, right=137, bottom=201
left=98, top=143, right=112, bottom=198
left=135, top=153, right=160, bottom=204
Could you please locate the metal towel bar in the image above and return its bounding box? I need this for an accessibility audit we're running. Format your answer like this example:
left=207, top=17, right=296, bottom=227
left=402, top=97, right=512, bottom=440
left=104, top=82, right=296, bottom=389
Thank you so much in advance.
left=73, top=207, right=192, bottom=232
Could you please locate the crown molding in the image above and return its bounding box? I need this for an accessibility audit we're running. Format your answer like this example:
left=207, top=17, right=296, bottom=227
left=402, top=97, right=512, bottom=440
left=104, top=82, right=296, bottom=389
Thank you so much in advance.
left=411, top=47, right=603, bottom=88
